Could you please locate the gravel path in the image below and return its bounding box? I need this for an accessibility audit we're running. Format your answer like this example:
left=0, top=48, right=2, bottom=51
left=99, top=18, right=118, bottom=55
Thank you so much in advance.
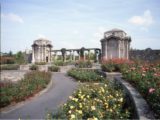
left=0, top=72, right=78, bottom=119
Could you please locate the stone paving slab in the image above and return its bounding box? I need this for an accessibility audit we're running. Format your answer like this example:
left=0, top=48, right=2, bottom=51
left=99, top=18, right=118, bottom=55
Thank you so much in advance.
left=60, top=65, right=75, bottom=73
left=0, top=70, right=27, bottom=82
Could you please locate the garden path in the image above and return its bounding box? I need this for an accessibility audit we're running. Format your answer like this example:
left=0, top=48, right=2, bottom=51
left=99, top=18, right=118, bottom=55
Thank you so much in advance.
left=0, top=72, right=78, bottom=119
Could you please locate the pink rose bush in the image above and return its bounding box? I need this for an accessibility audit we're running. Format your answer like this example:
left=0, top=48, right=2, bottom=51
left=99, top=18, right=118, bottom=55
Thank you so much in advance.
left=121, top=62, right=160, bottom=118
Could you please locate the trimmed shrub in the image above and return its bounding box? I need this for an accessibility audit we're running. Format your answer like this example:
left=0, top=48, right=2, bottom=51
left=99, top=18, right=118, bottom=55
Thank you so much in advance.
left=48, top=65, right=60, bottom=72
left=29, top=64, right=38, bottom=70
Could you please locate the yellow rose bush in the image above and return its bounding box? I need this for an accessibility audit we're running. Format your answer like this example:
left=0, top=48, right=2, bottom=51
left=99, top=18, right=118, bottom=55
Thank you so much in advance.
left=52, top=83, right=131, bottom=119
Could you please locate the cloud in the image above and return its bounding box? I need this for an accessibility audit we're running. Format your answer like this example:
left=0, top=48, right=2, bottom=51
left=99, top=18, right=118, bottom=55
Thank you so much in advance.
left=93, top=27, right=106, bottom=39
left=140, top=27, right=149, bottom=32
left=89, top=27, right=106, bottom=48
left=59, top=41, right=76, bottom=49
left=131, top=37, right=160, bottom=49
left=73, top=30, right=79, bottom=34
left=37, top=34, right=47, bottom=39
left=128, top=10, right=153, bottom=26
left=2, top=13, right=24, bottom=23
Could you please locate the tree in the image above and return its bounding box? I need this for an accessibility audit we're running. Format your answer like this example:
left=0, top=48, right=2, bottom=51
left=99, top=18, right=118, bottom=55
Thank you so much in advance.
left=61, top=48, right=66, bottom=62
left=15, top=51, right=26, bottom=64
left=80, top=47, right=85, bottom=60
left=9, top=51, right=13, bottom=56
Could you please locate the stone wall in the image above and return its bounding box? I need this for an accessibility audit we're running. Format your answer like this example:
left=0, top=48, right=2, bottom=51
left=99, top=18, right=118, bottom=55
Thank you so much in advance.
left=129, top=48, right=160, bottom=62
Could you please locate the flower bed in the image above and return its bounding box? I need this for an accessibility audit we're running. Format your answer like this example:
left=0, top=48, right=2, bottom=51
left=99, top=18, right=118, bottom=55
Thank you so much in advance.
left=68, top=69, right=104, bottom=82
left=121, top=63, right=160, bottom=118
left=0, top=71, right=51, bottom=108
left=52, top=83, right=131, bottom=119
left=101, top=59, right=132, bottom=72
left=48, top=65, right=60, bottom=72
left=0, top=64, right=20, bottom=70
left=75, top=60, right=92, bottom=68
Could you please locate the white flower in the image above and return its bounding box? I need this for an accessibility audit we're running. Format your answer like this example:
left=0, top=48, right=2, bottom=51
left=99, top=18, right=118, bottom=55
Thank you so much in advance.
left=69, top=96, right=73, bottom=99
left=70, top=106, right=74, bottom=109
left=71, top=114, right=75, bottom=119
left=91, top=106, right=96, bottom=111
left=78, top=110, right=82, bottom=114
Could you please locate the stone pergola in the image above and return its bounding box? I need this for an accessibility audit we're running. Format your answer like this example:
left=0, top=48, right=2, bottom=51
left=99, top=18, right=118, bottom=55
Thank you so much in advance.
left=52, top=47, right=101, bottom=62
left=100, top=28, right=131, bottom=61
left=32, top=38, right=52, bottom=63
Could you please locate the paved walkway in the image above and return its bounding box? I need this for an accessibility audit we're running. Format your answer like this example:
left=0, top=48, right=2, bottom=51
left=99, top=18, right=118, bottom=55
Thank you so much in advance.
left=0, top=73, right=78, bottom=119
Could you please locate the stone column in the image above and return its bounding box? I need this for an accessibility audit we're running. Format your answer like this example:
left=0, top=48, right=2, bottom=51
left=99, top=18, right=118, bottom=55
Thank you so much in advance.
left=88, top=50, right=90, bottom=60
left=43, top=46, right=45, bottom=62
left=54, top=52, right=57, bottom=61
left=118, top=40, right=121, bottom=58
left=127, top=41, right=129, bottom=59
left=70, top=51, right=72, bottom=61
left=73, top=51, right=75, bottom=61
left=42, top=45, right=43, bottom=62
left=44, top=46, right=46, bottom=62
left=77, top=50, right=80, bottom=60
left=95, top=50, right=99, bottom=63
left=32, top=46, right=35, bottom=63
left=38, top=46, right=40, bottom=62
left=78, top=53, right=80, bottom=60
left=84, top=51, right=86, bottom=60
left=41, top=45, right=43, bottom=62
left=63, top=51, right=66, bottom=62
left=123, top=40, right=125, bottom=58
left=40, top=46, right=42, bottom=62
left=105, top=41, right=108, bottom=59
left=101, top=40, right=108, bottom=61
left=50, top=47, right=52, bottom=62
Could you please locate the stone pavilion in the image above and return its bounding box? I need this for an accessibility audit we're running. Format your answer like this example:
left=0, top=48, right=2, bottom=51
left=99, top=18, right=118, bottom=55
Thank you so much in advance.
left=100, top=28, right=131, bottom=60
left=32, top=38, right=52, bottom=63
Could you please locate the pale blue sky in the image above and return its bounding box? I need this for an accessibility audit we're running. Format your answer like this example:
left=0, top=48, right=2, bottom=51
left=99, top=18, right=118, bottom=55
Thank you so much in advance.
left=1, top=0, right=160, bottom=53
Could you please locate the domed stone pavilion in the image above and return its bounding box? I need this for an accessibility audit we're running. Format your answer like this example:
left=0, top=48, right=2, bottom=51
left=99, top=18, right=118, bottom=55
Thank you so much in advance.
left=32, top=38, right=53, bottom=63
left=100, top=28, right=131, bottom=60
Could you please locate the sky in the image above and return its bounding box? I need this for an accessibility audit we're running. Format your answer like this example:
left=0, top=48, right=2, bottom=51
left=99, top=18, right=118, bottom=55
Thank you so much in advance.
left=1, top=0, right=160, bottom=53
